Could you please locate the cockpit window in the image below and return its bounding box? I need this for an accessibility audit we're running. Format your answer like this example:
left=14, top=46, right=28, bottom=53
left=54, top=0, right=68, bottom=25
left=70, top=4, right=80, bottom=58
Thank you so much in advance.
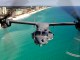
left=34, top=31, right=48, bottom=36
left=42, top=32, right=48, bottom=36
left=35, top=31, right=41, bottom=35
left=49, top=31, right=52, bottom=33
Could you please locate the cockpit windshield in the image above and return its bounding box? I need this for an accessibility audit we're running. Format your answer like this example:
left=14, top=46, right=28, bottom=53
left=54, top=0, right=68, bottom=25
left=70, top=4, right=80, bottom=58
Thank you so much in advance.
left=42, top=31, right=48, bottom=36
left=35, top=31, right=48, bottom=36
left=35, top=31, right=41, bottom=35
left=48, top=31, right=52, bottom=33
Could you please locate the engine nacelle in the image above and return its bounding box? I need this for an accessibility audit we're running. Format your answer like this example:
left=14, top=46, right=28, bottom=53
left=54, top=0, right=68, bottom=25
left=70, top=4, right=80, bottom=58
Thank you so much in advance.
left=75, top=22, right=80, bottom=31
left=1, top=19, right=11, bottom=28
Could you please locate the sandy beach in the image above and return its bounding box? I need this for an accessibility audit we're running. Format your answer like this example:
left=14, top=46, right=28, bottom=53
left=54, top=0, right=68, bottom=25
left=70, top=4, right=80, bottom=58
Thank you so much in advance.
left=10, top=7, right=49, bottom=20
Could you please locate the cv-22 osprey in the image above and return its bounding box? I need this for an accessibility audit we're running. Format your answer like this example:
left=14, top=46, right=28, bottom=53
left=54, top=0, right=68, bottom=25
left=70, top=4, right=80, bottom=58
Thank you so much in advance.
left=0, top=10, right=80, bottom=46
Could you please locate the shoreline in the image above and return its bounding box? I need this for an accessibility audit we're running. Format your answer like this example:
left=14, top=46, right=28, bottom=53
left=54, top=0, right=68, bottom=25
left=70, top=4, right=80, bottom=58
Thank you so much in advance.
left=10, top=7, right=50, bottom=20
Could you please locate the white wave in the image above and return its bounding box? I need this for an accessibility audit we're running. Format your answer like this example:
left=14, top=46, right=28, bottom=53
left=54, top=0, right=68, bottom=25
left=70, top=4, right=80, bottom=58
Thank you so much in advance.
left=66, top=51, right=80, bottom=58
left=1, top=37, right=5, bottom=40
left=74, top=37, right=80, bottom=42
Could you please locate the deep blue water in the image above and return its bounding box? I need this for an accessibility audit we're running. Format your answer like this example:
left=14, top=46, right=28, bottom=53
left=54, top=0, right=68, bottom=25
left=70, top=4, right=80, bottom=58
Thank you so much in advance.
left=0, top=6, right=80, bottom=60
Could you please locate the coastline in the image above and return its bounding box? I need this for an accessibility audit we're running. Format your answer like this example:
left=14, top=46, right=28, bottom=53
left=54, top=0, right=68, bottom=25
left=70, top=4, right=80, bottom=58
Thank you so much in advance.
left=10, top=7, right=50, bottom=20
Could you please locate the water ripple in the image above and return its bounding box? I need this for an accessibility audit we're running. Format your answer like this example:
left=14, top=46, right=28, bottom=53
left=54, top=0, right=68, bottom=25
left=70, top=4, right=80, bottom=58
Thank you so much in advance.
left=66, top=51, right=80, bottom=58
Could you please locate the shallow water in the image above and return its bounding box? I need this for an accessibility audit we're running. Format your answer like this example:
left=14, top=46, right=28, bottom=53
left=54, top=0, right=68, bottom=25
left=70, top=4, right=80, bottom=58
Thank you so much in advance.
left=0, top=7, right=80, bottom=60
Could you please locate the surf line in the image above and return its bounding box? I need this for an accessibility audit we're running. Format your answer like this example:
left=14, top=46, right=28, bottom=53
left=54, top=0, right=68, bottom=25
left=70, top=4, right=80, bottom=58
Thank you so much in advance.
left=74, top=37, right=80, bottom=42
left=66, top=51, right=80, bottom=58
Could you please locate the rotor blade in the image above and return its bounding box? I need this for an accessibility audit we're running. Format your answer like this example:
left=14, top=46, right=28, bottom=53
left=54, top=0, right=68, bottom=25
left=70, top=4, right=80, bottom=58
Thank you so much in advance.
left=49, top=22, right=76, bottom=26
left=0, top=0, right=28, bottom=20
left=4, top=0, right=29, bottom=18
left=0, top=1, right=22, bottom=58
left=57, top=0, right=80, bottom=21
left=3, top=8, right=14, bottom=19
left=0, top=7, right=14, bottom=20
left=60, top=6, right=80, bottom=21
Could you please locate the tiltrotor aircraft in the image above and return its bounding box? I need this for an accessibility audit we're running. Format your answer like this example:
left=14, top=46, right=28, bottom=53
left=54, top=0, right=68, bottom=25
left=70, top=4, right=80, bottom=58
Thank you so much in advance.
left=0, top=8, right=80, bottom=46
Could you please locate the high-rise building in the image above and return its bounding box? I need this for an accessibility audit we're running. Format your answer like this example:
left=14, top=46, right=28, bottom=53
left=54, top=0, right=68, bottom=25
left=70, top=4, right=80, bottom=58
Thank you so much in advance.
left=2, top=7, right=7, bottom=14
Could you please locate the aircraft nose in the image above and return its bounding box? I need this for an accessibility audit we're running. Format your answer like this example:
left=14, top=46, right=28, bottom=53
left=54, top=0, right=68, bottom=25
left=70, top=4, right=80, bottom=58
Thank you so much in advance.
left=38, top=37, right=48, bottom=45
left=34, top=35, right=49, bottom=46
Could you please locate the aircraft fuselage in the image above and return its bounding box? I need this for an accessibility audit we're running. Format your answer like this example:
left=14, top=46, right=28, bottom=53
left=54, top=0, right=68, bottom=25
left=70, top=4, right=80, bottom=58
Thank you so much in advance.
left=32, top=23, right=54, bottom=46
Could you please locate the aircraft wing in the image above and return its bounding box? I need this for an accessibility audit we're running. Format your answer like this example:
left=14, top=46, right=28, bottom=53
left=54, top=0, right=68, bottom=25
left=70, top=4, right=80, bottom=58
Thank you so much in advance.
left=9, top=20, right=76, bottom=26
left=49, top=22, right=76, bottom=26
left=10, top=20, right=37, bottom=25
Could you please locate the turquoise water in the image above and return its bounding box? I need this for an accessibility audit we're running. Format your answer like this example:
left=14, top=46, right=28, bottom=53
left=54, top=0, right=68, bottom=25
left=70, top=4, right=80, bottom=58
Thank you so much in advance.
left=0, top=7, right=80, bottom=60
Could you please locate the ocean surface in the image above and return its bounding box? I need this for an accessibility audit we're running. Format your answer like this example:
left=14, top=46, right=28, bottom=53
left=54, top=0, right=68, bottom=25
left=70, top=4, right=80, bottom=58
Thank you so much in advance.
left=0, top=6, right=80, bottom=60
